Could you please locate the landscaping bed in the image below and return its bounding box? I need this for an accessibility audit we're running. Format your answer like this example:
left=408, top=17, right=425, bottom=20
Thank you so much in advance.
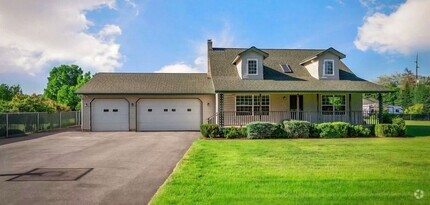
left=200, top=117, right=408, bottom=139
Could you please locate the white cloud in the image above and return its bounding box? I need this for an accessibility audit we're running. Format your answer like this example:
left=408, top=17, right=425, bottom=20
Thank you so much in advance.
left=155, top=23, right=236, bottom=73
left=0, top=0, right=123, bottom=75
left=354, top=0, right=430, bottom=54
left=326, top=5, right=334, bottom=10
left=155, top=63, right=201, bottom=73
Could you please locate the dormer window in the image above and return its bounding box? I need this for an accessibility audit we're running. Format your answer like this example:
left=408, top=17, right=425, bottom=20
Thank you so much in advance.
left=247, top=59, right=258, bottom=75
left=323, top=60, right=334, bottom=76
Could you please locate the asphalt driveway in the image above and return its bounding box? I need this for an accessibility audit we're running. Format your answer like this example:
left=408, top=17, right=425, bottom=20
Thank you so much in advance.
left=0, top=130, right=199, bottom=205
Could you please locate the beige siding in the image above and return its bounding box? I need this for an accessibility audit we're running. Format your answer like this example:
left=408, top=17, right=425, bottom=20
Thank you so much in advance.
left=351, top=93, right=363, bottom=111
left=81, top=94, right=215, bottom=131
left=304, top=60, right=319, bottom=79
left=270, top=94, right=288, bottom=111
left=224, top=94, right=236, bottom=112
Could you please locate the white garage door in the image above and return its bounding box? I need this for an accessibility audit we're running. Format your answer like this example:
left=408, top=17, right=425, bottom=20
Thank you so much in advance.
left=91, top=99, right=129, bottom=131
left=138, top=99, right=201, bottom=131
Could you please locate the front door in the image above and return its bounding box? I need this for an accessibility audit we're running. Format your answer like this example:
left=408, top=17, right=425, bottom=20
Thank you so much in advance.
left=290, top=95, right=303, bottom=120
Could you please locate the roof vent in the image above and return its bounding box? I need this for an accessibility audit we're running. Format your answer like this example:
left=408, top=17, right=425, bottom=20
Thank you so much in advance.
left=280, top=64, right=292, bottom=73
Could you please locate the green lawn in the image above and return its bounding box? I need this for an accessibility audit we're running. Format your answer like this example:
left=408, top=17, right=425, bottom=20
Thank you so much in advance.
left=406, top=120, right=430, bottom=137
left=151, top=122, right=430, bottom=205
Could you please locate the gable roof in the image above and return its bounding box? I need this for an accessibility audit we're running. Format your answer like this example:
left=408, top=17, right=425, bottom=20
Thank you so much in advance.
left=76, top=73, right=214, bottom=94
left=232, top=46, right=269, bottom=65
left=209, top=47, right=390, bottom=93
left=300, top=47, right=346, bottom=65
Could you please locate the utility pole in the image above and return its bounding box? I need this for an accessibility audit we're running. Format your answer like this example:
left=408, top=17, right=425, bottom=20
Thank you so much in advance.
left=415, top=53, right=419, bottom=85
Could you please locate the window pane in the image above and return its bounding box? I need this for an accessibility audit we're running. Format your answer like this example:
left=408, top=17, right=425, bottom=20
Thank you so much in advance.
left=248, top=60, right=257, bottom=74
left=325, top=61, right=334, bottom=75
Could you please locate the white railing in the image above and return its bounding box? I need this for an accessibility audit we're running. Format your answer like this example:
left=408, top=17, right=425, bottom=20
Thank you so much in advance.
left=208, top=111, right=378, bottom=127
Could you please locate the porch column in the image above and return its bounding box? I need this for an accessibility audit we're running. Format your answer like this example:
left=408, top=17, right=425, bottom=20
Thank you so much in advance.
left=316, top=94, right=320, bottom=123
left=218, top=93, right=224, bottom=127
left=348, top=94, right=352, bottom=124
left=378, top=93, right=383, bottom=123
left=296, top=94, right=300, bottom=117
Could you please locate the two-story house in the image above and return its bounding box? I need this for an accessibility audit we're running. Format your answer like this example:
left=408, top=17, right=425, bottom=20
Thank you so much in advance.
left=76, top=40, right=389, bottom=131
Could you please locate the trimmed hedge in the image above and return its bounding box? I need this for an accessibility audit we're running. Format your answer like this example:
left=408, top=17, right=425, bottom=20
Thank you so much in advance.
left=222, top=127, right=247, bottom=139
left=200, top=124, right=221, bottom=138
left=375, top=124, right=401, bottom=137
left=349, top=125, right=371, bottom=137
left=247, top=122, right=285, bottom=139
left=317, top=122, right=350, bottom=138
left=392, top=117, right=406, bottom=136
left=283, top=120, right=312, bottom=138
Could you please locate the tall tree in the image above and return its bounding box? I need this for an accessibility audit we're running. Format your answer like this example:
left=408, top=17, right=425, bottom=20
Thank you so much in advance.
left=44, top=65, right=91, bottom=110
left=0, top=84, right=22, bottom=101
left=401, top=81, right=413, bottom=109
left=414, top=83, right=426, bottom=104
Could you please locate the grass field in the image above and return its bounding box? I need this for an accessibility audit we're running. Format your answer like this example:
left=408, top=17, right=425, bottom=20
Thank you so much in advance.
left=406, top=120, right=430, bottom=137
left=151, top=121, right=430, bottom=204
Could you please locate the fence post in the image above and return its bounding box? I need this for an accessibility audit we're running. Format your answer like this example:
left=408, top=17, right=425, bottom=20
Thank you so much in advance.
left=37, top=112, right=40, bottom=132
left=59, top=112, right=62, bottom=128
left=6, top=113, right=8, bottom=138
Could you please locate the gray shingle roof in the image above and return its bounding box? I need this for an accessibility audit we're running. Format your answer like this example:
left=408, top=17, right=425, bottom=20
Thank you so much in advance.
left=76, top=73, right=214, bottom=94
left=209, top=47, right=390, bottom=93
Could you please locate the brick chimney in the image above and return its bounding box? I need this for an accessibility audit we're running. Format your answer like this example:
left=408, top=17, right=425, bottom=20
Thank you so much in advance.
left=207, top=39, right=213, bottom=50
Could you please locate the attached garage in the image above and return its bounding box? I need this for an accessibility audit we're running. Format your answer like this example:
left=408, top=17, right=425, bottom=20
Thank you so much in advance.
left=91, top=99, right=129, bottom=131
left=76, top=73, right=215, bottom=132
left=137, top=99, right=201, bottom=131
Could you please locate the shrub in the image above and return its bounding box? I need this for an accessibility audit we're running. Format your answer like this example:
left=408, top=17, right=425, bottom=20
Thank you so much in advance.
left=246, top=122, right=280, bottom=139
left=375, top=124, right=401, bottom=137
left=317, top=122, right=350, bottom=138
left=392, top=117, right=406, bottom=136
left=223, top=127, right=247, bottom=139
left=349, top=125, right=371, bottom=137
left=309, top=124, right=321, bottom=138
left=272, top=123, right=288, bottom=138
left=381, top=112, right=396, bottom=123
left=283, top=120, right=312, bottom=138
left=200, top=124, right=221, bottom=138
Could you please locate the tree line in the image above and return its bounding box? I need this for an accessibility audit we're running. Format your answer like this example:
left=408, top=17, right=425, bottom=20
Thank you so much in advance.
left=366, top=68, right=430, bottom=114
left=0, top=65, right=91, bottom=113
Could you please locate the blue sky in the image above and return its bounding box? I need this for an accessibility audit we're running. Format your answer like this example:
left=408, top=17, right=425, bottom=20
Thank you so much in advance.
left=0, top=0, right=429, bottom=94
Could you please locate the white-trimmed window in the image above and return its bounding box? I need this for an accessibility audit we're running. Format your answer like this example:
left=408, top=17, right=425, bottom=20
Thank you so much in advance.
left=247, top=59, right=258, bottom=75
left=321, top=95, right=346, bottom=115
left=323, top=60, right=334, bottom=76
left=236, top=95, right=269, bottom=115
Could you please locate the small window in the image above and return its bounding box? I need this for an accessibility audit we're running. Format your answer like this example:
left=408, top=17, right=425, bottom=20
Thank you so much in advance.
left=324, top=60, right=334, bottom=76
left=103, top=109, right=109, bottom=112
left=164, top=109, right=168, bottom=112
left=172, top=109, right=176, bottom=112
left=280, top=64, right=292, bottom=73
left=148, top=109, right=152, bottom=112
left=113, top=109, right=118, bottom=112
left=187, top=108, right=192, bottom=112
left=247, top=59, right=258, bottom=75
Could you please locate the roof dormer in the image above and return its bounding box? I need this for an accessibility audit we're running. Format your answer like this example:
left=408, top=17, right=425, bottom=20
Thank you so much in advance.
left=300, top=47, right=346, bottom=80
left=232, top=46, right=269, bottom=80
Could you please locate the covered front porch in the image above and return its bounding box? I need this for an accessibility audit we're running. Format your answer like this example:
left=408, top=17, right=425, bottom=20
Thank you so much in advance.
left=209, top=92, right=375, bottom=127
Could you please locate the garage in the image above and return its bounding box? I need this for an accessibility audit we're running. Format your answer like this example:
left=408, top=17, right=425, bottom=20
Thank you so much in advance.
left=91, top=99, right=129, bottom=131
left=137, top=99, right=201, bottom=131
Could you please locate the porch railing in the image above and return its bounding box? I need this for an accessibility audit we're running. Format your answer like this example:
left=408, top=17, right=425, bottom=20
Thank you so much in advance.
left=208, top=111, right=379, bottom=127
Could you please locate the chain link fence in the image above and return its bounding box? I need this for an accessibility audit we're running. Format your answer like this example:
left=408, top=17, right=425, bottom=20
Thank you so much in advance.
left=0, top=111, right=80, bottom=138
